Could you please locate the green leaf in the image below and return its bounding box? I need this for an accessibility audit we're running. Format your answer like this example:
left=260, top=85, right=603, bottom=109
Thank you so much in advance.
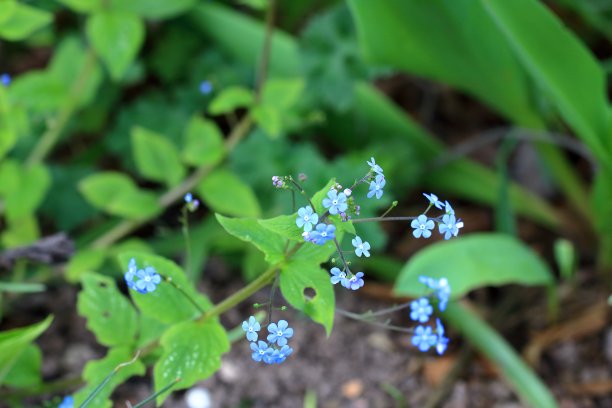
left=182, top=116, right=225, bottom=167
left=131, top=127, right=185, bottom=186
left=259, top=214, right=303, bottom=242
left=261, top=78, right=304, bottom=110
left=0, top=3, right=52, bottom=41
left=0, top=87, right=17, bottom=159
left=117, top=252, right=212, bottom=324
left=111, top=0, right=197, bottom=20
left=8, top=72, right=68, bottom=113
left=154, top=320, right=229, bottom=405
left=215, top=214, right=285, bottom=264
left=0, top=316, right=52, bottom=386
left=3, top=344, right=42, bottom=388
left=77, top=274, right=138, bottom=347
left=73, top=347, right=145, bottom=408
left=65, top=249, right=107, bottom=283
left=198, top=169, right=261, bottom=217
left=58, top=0, right=102, bottom=13
left=0, top=161, right=50, bottom=222
left=79, top=171, right=161, bottom=220
left=86, top=10, right=145, bottom=80
left=1, top=215, right=39, bottom=248
left=0, top=1, right=17, bottom=25
left=280, top=259, right=335, bottom=335
left=394, top=233, right=554, bottom=298
left=208, top=86, right=254, bottom=115
left=251, top=105, right=282, bottom=138
left=311, top=179, right=336, bottom=215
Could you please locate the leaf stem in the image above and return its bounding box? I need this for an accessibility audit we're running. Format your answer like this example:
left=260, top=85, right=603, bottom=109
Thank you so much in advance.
left=165, top=277, right=205, bottom=316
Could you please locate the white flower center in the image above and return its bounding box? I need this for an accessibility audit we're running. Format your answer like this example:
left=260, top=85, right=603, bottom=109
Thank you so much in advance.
left=144, top=275, right=151, bottom=282
left=304, top=215, right=309, bottom=222
left=332, top=199, right=338, bottom=205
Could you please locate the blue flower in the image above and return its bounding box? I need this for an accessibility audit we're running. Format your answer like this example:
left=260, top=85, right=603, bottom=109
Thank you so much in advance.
left=184, top=193, right=193, bottom=203
left=423, top=193, right=443, bottom=209
left=444, top=200, right=455, bottom=215
left=1, top=73, right=11, bottom=87
left=411, top=215, right=434, bottom=239
left=345, top=272, right=365, bottom=290
left=351, top=236, right=371, bottom=257
left=274, top=345, right=293, bottom=364
left=418, top=276, right=451, bottom=312
left=58, top=396, right=73, bottom=408
left=124, top=258, right=138, bottom=290
left=272, top=176, right=284, bottom=188
left=410, top=297, right=433, bottom=323
left=296, top=206, right=318, bottom=232
left=263, top=348, right=279, bottom=364
left=367, top=157, right=384, bottom=175
left=267, top=320, right=294, bottom=346
left=250, top=341, right=271, bottom=362
left=322, top=190, right=348, bottom=215
left=307, top=223, right=336, bottom=245
left=439, top=214, right=459, bottom=240
left=134, top=266, right=162, bottom=294
left=411, top=325, right=437, bottom=352
left=242, top=316, right=260, bottom=342
left=199, top=80, right=213, bottom=94
left=330, top=267, right=349, bottom=286
left=435, top=318, right=449, bottom=355
left=367, top=174, right=386, bottom=199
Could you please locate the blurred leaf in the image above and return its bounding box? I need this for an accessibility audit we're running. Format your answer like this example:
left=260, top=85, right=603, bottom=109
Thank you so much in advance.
left=73, top=347, right=145, bottom=408
left=111, top=0, right=197, bottom=20
left=0, top=316, right=52, bottom=386
left=117, top=252, right=212, bottom=324
left=395, top=233, right=554, bottom=298
left=154, top=320, right=229, bottom=405
left=78, top=172, right=162, bottom=220
left=131, top=127, right=185, bottom=186
left=0, top=1, right=17, bottom=25
left=77, top=274, right=138, bottom=347
left=251, top=105, right=282, bottom=138
left=87, top=10, right=145, bottom=80
left=0, top=161, right=51, bottom=221
left=58, top=0, right=101, bottom=13
left=554, top=239, right=576, bottom=281
left=261, top=78, right=305, bottom=110
left=209, top=86, right=254, bottom=115
left=66, top=249, right=106, bottom=283
left=198, top=169, right=261, bottom=217
left=1, top=215, right=39, bottom=248
left=0, top=87, right=17, bottom=159
left=8, top=72, right=68, bottom=112
left=182, top=116, right=225, bottom=167
left=3, top=344, right=42, bottom=388
left=0, top=3, right=52, bottom=41
left=280, top=259, right=335, bottom=335
left=0, top=282, right=45, bottom=293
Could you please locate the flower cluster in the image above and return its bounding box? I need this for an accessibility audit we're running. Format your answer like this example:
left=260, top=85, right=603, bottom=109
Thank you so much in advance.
left=272, top=176, right=285, bottom=188
left=184, top=192, right=200, bottom=212
left=330, top=267, right=364, bottom=290
left=411, top=193, right=464, bottom=240
left=124, top=258, right=162, bottom=294
left=410, top=276, right=450, bottom=354
left=242, top=316, right=294, bottom=364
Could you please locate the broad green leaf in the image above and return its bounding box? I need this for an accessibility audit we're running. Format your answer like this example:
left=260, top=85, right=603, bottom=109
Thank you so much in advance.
left=3, top=344, right=41, bottom=388
left=65, top=249, right=106, bottom=283
left=0, top=162, right=50, bottom=222
left=58, top=0, right=102, bottom=13
left=198, top=169, right=261, bottom=217
left=260, top=78, right=304, bottom=110
left=215, top=214, right=285, bottom=264
left=0, top=1, right=17, bottom=25
left=8, top=72, right=68, bottom=113
left=0, top=3, right=52, bottom=41
left=86, top=10, right=145, bottom=80
left=117, top=252, right=212, bottom=324
left=0, top=316, right=52, bottom=386
left=395, top=233, right=554, bottom=298
left=0, top=87, right=17, bottom=159
left=79, top=171, right=162, bottom=220
left=136, top=314, right=168, bottom=349
left=280, top=259, right=335, bottom=335
left=182, top=116, right=225, bottom=167
left=111, top=0, right=197, bottom=20
left=1, top=215, right=39, bottom=248
left=251, top=105, right=282, bottom=138
left=77, top=274, right=138, bottom=347
left=259, top=214, right=303, bottom=242
left=483, top=0, right=612, bottom=164
left=208, top=86, right=254, bottom=115
left=131, top=127, right=185, bottom=186
left=73, top=347, right=145, bottom=408
left=154, top=320, right=229, bottom=405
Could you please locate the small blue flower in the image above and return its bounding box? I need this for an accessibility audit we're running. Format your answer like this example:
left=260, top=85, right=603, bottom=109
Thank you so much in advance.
left=411, top=325, right=437, bottom=352
left=250, top=341, right=271, bottom=362
left=308, top=223, right=336, bottom=245
left=134, top=266, right=162, bottom=294
left=351, top=236, right=371, bottom=257
left=439, top=214, right=459, bottom=240
left=419, top=276, right=451, bottom=312
left=411, top=214, right=434, bottom=239
left=124, top=258, right=137, bottom=290
left=322, top=190, right=348, bottom=215
left=423, top=193, right=443, bottom=209
left=57, top=396, right=73, bottom=408
left=345, top=272, right=365, bottom=290
left=330, top=267, right=349, bottom=286
left=435, top=318, right=449, bottom=355
left=1, top=73, right=11, bottom=87
left=274, top=345, right=293, bottom=364
left=444, top=200, right=455, bottom=215
left=242, top=316, right=260, bottom=342
left=272, top=176, right=284, bottom=188
left=199, top=80, right=213, bottom=94
left=267, top=320, right=294, bottom=347
left=296, top=206, right=318, bottom=232
left=184, top=193, right=193, bottom=203
left=263, top=348, right=279, bottom=364
left=410, top=297, right=433, bottom=323
left=367, top=174, right=386, bottom=199
left=367, top=157, right=384, bottom=175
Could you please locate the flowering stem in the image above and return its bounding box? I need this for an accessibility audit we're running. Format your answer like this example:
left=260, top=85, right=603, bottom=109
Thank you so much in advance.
left=180, top=207, right=193, bottom=281
left=335, top=308, right=415, bottom=333
left=287, top=177, right=316, bottom=210
left=165, top=278, right=205, bottom=316
left=267, top=270, right=280, bottom=325
left=352, top=216, right=418, bottom=224
left=379, top=200, right=398, bottom=218
left=332, top=238, right=351, bottom=273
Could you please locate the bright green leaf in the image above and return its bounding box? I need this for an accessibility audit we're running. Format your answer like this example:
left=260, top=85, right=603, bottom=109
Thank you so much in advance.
left=280, top=260, right=335, bottom=335
left=198, top=169, right=261, bottom=217
left=87, top=10, right=145, bottom=80
left=58, top=0, right=102, bottom=13
left=259, top=214, right=303, bottom=242
left=0, top=3, right=52, bottom=41
left=182, top=116, right=225, bottom=167
left=251, top=105, right=282, bottom=138
left=8, top=72, right=68, bottom=113
left=3, top=344, right=42, bottom=389
left=77, top=274, right=138, bottom=347
left=208, top=86, right=254, bottom=115
left=111, top=0, right=197, bottom=20
left=131, top=127, right=185, bottom=186
left=154, top=320, right=229, bottom=405
left=0, top=1, right=17, bottom=25
left=65, top=249, right=107, bottom=283
left=1, top=162, right=50, bottom=222
left=261, top=78, right=304, bottom=110
left=1, top=215, right=39, bottom=248
left=395, top=233, right=554, bottom=298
